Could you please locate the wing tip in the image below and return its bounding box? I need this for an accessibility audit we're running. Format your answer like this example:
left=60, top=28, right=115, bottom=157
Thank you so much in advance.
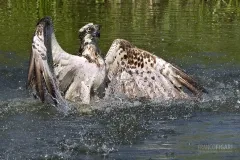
left=37, top=16, right=53, bottom=26
left=170, top=68, right=207, bottom=98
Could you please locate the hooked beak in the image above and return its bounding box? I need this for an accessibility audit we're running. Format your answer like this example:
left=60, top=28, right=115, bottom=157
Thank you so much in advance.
left=95, top=31, right=100, bottom=38
left=94, top=24, right=101, bottom=38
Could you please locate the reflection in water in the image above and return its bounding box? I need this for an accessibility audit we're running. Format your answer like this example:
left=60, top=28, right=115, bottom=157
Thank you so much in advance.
left=0, top=0, right=240, bottom=159
left=149, top=0, right=161, bottom=6
left=1, top=0, right=240, bottom=64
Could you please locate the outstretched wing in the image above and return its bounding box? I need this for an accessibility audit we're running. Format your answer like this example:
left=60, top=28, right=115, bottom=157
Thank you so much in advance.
left=27, top=17, right=70, bottom=113
left=105, top=39, right=206, bottom=100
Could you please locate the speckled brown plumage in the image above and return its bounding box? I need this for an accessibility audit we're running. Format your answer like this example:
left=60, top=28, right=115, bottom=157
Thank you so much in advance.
left=105, top=39, right=206, bottom=100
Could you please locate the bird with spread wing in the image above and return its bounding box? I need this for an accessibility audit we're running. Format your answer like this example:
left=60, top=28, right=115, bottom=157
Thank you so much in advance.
left=27, top=17, right=105, bottom=113
left=27, top=17, right=206, bottom=112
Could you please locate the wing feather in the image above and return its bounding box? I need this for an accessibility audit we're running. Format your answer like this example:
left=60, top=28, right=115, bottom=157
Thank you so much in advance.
left=35, top=56, right=44, bottom=102
left=58, top=67, right=76, bottom=95
left=27, top=17, right=69, bottom=113
left=171, top=65, right=207, bottom=95
left=105, top=39, right=206, bottom=100
left=27, top=48, right=35, bottom=87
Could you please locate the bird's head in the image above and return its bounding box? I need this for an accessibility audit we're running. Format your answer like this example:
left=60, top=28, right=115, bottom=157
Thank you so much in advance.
left=78, top=23, right=103, bottom=64
left=79, top=23, right=100, bottom=44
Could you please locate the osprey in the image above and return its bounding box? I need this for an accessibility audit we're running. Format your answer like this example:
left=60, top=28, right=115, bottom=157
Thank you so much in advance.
left=27, top=17, right=105, bottom=113
left=27, top=17, right=206, bottom=112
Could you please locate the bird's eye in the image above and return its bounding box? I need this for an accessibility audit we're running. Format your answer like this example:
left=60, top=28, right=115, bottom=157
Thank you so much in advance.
left=86, top=27, right=92, bottom=32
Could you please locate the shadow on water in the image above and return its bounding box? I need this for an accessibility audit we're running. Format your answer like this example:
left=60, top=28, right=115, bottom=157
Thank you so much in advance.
left=1, top=0, right=240, bottom=159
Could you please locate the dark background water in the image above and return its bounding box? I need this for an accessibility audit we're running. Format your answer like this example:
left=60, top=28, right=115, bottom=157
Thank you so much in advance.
left=0, top=0, right=240, bottom=159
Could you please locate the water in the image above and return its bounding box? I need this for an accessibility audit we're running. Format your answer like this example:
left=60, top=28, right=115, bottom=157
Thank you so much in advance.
left=1, top=0, right=240, bottom=159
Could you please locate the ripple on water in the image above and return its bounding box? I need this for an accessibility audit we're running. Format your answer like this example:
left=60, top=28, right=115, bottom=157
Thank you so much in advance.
left=0, top=77, right=240, bottom=159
